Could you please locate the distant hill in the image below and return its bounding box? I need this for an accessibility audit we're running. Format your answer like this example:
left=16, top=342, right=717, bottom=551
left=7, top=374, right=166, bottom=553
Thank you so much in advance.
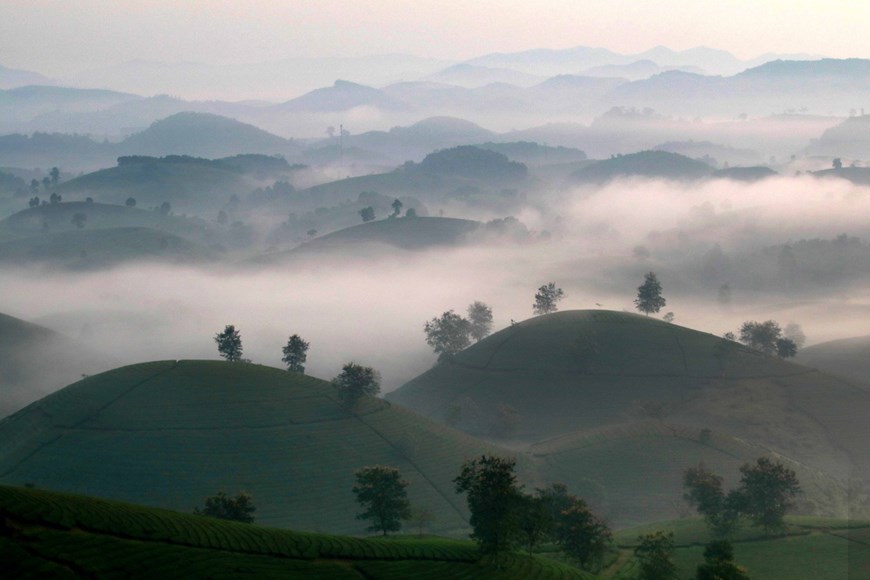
left=797, top=335, right=870, bottom=385
left=580, top=59, right=704, bottom=80
left=0, top=85, right=140, bottom=132
left=0, top=360, right=507, bottom=535
left=119, top=112, right=294, bottom=158
left=412, top=145, right=528, bottom=181
left=476, top=141, right=587, bottom=165
left=570, top=150, right=712, bottom=183
left=345, top=116, right=496, bottom=162
left=388, top=311, right=870, bottom=485
left=0, top=65, right=53, bottom=89
left=276, top=80, right=406, bottom=113
left=424, top=63, right=544, bottom=87
left=806, top=114, right=870, bottom=158
left=653, top=140, right=763, bottom=166
left=1, top=486, right=588, bottom=579
left=711, top=166, right=778, bottom=181
left=0, top=226, right=218, bottom=269
left=812, top=166, right=870, bottom=185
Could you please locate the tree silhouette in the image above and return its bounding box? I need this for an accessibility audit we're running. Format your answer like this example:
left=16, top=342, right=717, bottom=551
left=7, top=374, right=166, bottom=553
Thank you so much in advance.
left=635, top=272, right=666, bottom=315
left=281, top=334, right=310, bottom=373
left=214, top=325, right=243, bottom=362
left=352, top=466, right=411, bottom=536
left=533, top=282, right=564, bottom=315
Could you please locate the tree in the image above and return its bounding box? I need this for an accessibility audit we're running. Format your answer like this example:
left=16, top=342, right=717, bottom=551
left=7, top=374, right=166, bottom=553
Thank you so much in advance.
left=71, top=213, right=87, bottom=229
left=634, top=531, right=678, bottom=580
left=635, top=272, right=666, bottom=315
left=352, top=466, right=411, bottom=536
left=49, top=167, right=60, bottom=186
left=28, top=196, right=39, bottom=208
left=775, top=337, right=798, bottom=358
left=662, top=312, right=675, bottom=323
left=49, top=192, right=62, bottom=204
left=695, top=541, right=750, bottom=580
left=516, top=494, right=552, bottom=556
left=159, top=201, right=171, bottom=216
left=333, top=362, right=380, bottom=409
left=833, top=157, right=843, bottom=169
left=405, top=208, right=417, bottom=218
left=467, top=301, right=493, bottom=342
left=42, top=176, right=51, bottom=191
left=390, top=198, right=403, bottom=217
left=214, top=325, right=243, bottom=362
left=194, top=491, right=255, bottom=523
left=739, top=320, right=784, bottom=356
left=30, top=179, right=39, bottom=195
left=555, top=499, right=612, bottom=569
left=454, top=455, right=523, bottom=555
left=738, top=457, right=801, bottom=533
left=683, top=464, right=741, bottom=537
left=359, top=206, right=375, bottom=222
left=424, top=310, right=472, bottom=361
left=533, top=282, right=564, bottom=315
left=281, top=334, right=310, bottom=373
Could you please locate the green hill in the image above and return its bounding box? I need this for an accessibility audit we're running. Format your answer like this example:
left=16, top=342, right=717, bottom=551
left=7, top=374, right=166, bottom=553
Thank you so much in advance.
left=607, top=517, right=870, bottom=580
left=797, top=335, right=870, bottom=385
left=0, top=360, right=510, bottom=536
left=570, top=151, right=713, bottom=184
left=0, top=226, right=218, bottom=269
left=1, top=485, right=589, bottom=579
left=56, top=156, right=260, bottom=214
left=388, top=311, right=870, bottom=485
left=256, top=216, right=482, bottom=263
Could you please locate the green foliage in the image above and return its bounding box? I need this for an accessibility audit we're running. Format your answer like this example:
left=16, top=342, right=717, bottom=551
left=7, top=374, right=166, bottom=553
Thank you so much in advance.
left=454, top=455, right=523, bottom=555
left=555, top=499, right=612, bottom=570
left=516, top=494, right=552, bottom=556
left=359, top=206, right=375, bottom=222
left=352, top=465, right=411, bottom=535
left=683, top=464, right=741, bottom=537
left=282, top=333, right=310, bottom=373
left=333, top=362, right=380, bottom=409
left=533, top=282, right=564, bottom=315
left=634, top=530, right=678, bottom=579
left=468, top=301, right=494, bottom=342
left=424, top=310, right=472, bottom=361
left=739, top=320, right=782, bottom=355
left=739, top=457, right=801, bottom=533
left=635, top=272, right=666, bottom=315
left=194, top=490, right=256, bottom=523
left=695, top=541, right=750, bottom=580
left=214, top=324, right=243, bottom=362
left=390, top=198, right=403, bottom=217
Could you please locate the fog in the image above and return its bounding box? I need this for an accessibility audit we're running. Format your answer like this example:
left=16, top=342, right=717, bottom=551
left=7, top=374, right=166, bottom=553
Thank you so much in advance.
left=4, top=172, right=870, bottom=416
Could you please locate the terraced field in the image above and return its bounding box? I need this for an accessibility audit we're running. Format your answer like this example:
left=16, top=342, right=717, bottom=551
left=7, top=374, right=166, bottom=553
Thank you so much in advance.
left=0, top=361, right=508, bottom=535
left=388, top=311, right=870, bottom=488
left=606, top=517, right=870, bottom=580
left=1, top=485, right=591, bottom=579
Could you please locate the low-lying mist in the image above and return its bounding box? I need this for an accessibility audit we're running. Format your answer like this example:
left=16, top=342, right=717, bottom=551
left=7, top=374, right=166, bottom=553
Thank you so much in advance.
left=4, top=173, right=870, bottom=414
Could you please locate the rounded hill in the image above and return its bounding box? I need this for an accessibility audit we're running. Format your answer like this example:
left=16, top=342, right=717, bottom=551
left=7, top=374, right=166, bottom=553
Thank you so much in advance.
left=388, top=310, right=870, bottom=482
left=0, top=360, right=503, bottom=535
left=569, top=150, right=713, bottom=184
left=797, top=335, right=870, bottom=385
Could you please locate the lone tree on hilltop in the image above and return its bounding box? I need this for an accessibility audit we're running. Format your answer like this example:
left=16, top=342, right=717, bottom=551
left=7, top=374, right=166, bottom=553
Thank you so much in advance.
left=467, top=301, right=493, bottom=342
left=390, top=198, right=403, bottom=218
left=454, top=455, right=524, bottom=555
left=533, top=282, right=564, bottom=315
left=194, top=491, right=255, bottom=523
left=125, top=197, right=136, bottom=208
left=352, top=466, right=411, bottom=536
left=281, top=334, right=309, bottom=373
left=635, top=271, right=666, bottom=315
left=333, top=362, right=380, bottom=410
left=424, top=310, right=472, bottom=361
left=214, top=325, right=243, bottom=362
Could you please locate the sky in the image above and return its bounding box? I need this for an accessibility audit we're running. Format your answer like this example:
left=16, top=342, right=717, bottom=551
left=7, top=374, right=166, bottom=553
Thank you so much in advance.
left=3, top=0, right=870, bottom=76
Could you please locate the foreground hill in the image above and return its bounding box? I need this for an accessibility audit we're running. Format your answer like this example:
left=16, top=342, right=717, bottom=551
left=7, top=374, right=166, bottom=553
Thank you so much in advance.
left=1, top=485, right=588, bottom=580
left=797, top=335, right=870, bottom=385
left=0, top=360, right=505, bottom=535
left=388, top=311, right=870, bottom=483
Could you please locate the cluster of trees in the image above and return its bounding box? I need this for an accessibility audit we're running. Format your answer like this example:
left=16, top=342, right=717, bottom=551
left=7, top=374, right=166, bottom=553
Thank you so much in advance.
left=423, top=301, right=493, bottom=361
left=684, top=457, right=802, bottom=536
left=725, top=320, right=800, bottom=358
left=194, top=491, right=256, bottom=523
left=454, top=455, right=611, bottom=569
left=633, top=532, right=748, bottom=580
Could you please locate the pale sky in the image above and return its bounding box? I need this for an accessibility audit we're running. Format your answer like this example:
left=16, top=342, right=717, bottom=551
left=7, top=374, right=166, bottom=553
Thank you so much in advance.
left=3, top=0, right=870, bottom=75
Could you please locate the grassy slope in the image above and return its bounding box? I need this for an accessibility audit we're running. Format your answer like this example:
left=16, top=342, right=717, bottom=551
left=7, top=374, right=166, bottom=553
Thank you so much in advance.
left=797, top=335, right=870, bottom=386
left=606, top=517, right=870, bottom=580
left=255, top=216, right=481, bottom=263
left=0, top=226, right=217, bottom=268
left=0, top=485, right=590, bottom=580
left=0, top=361, right=516, bottom=536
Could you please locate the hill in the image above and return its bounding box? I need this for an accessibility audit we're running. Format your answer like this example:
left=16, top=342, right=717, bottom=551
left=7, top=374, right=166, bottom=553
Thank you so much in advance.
left=797, top=335, right=870, bottom=385
left=1, top=485, right=589, bottom=579
left=0, top=360, right=509, bottom=535
left=476, top=141, right=587, bottom=166
left=710, top=166, right=778, bottom=181
left=412, top=145, right=528, bottom=181
left=609, top=516, right=870, bottom=579
left=569, top=151, right=712, bottom=184
left=388, top=311, right=870, bottom=484
left=119, top=112, right=294, bottom=158
left=0, top=226, right=218, bottom=269
left=276, top=80, right=406, bottom=113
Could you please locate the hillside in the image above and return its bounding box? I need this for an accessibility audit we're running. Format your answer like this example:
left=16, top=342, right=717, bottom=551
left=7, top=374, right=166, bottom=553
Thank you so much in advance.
left=0, top=360, right=509, bottom=535
left=0, top=226, right=218, bottom=269
left=256, top=216, right=482, bottom=263
left=569, top=151, right=712, bottom=184
left=797, top=335, right=870, bottom=385
left=388, top=311, right=870, bottom=484
left=119, top=112, right=294, bottom=158
left=1, top=485, right=589, bottom=579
